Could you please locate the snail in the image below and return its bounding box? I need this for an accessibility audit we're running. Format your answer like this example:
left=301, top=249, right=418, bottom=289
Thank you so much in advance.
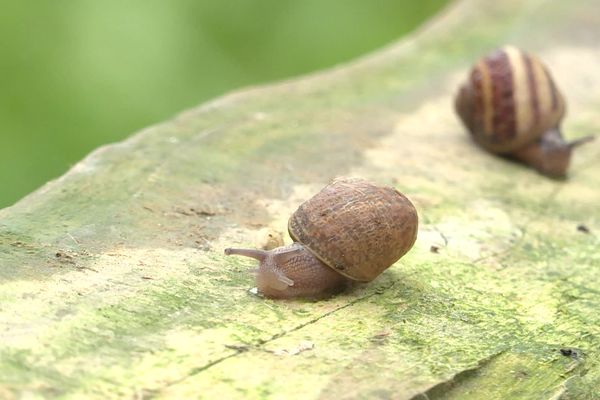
left=455, top=45, right=593, bottom=178
left=224, top=177, right=418, bottom=299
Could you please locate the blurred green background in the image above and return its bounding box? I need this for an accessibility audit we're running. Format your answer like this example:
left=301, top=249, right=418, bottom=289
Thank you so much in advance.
left=0, top=0, right=447, bottom=209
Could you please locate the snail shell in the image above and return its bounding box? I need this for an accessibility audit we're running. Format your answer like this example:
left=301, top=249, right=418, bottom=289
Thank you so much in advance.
left=225, top=177, right=418, bottom=298
left=288, top=177, right=417, bottom=282
left=455, top=46, right=593, bottom=177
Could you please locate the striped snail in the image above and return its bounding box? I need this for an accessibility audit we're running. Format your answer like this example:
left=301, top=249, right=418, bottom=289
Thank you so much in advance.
left=455, top=46, right=593, bottom=178
left=225, top=177, right=418, bottom=299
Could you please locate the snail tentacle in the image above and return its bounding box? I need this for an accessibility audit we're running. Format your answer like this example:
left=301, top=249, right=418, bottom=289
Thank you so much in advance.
left=224, top=248, right=267, bottom=261
left=568, top=135, right=595, bottom=148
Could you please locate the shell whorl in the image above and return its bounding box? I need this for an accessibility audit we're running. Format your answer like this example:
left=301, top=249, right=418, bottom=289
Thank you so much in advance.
left=455, top=46, right=566, bottom=153
left=287, top=177, right=418, bottom=283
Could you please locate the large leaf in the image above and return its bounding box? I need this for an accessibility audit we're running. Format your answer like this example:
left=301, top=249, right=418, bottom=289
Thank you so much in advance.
left=1, top=0, right=599, bottom=398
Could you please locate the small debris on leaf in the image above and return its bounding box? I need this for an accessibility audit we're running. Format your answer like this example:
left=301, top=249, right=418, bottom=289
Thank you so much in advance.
left=175, top=206, right=220, bottom=217
left=514, top=370, right=529, bottom=379
left=190, top=207, right=217, bottom=217
left=577, top=224, right=591, bottom=234
left=559, top=348, right=579, bottom=358
left=255, top=228, right=284, bottom=250
left=273, top=340, right=314, bottom=356
left=225, top=344, right=249, bottom=352
left=55, top=251, right=76, bottom=264
left=370, top=331, right=391, bottom=342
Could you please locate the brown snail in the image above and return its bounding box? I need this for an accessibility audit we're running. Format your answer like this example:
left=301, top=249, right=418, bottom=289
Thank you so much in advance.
left=455, top=45, right=593, bottom=178
left=224, top=177, right=418, bottom=299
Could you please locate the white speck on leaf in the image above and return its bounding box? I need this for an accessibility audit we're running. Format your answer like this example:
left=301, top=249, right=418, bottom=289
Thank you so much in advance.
left=273, top=340, right=314, bottom=356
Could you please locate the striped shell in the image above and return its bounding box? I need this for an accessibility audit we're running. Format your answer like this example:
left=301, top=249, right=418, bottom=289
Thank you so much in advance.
left=288, top=177, right=418, bottom=282
left=455, top=46, right=566, bottom=154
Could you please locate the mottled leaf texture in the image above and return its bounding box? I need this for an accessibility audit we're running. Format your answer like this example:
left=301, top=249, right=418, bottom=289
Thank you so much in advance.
left=1, top=0, right=600, bottom=398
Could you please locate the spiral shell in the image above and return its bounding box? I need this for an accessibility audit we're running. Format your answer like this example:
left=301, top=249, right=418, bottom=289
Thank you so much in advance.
left=288, top=177, right=418, bottom=282
left=455, top=46, right=566, bottom=153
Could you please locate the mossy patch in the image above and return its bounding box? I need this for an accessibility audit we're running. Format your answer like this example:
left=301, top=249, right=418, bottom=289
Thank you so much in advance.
left=1, top=0, right=600, bottom=398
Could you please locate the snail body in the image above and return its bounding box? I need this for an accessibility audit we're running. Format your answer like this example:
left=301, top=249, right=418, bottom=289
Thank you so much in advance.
left=455, top=46, right=593, bottom=177
left=225, top=243, right=347, bottom=298
left=225, top=178, right=418, bottom=299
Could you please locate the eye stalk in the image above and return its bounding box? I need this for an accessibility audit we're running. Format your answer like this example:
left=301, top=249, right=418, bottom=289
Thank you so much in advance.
left=511, top=129, right=594, bottom=178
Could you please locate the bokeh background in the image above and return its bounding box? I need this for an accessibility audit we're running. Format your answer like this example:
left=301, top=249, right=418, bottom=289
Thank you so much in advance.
left=0, top=0, right=447, bottom=209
